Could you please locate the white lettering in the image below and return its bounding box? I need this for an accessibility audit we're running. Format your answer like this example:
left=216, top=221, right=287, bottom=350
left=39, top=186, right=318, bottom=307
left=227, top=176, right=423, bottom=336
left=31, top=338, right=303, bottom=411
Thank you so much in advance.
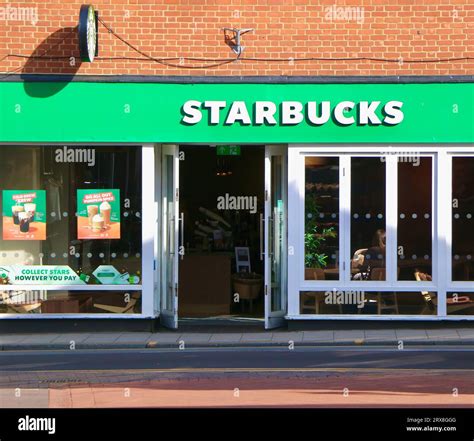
left=281, top=101, right=304, bottom=125
left=225, top=101, right=251, bottom=125
left=383, top=100, right=404, bottom=125
left=254, top=101, right=277, bottom=125
left=307, top=101, right=331, bottom=125
left=359, top=101, right=382, bottom=125
left=182, top=100, right=202, bottom=124
left=334, top=101, right=355, bottom=125
left=203, top=101, right=226, bottom=124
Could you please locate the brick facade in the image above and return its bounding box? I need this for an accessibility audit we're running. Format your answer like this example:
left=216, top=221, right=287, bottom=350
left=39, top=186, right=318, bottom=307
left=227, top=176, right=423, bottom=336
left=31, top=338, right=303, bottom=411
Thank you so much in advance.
left=0, top=0, right=473, bottom=77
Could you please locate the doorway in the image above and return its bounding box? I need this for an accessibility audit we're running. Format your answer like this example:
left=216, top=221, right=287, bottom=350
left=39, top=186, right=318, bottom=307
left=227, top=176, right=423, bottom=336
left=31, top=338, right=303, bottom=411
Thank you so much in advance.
left=179, top=145, right=264, bottom=319
left=159, top=144, right=287, bottom=329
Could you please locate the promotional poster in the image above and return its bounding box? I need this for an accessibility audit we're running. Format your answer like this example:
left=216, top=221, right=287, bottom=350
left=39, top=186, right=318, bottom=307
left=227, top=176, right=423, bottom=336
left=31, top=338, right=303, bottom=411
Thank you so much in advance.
left=2, top=190, right=46, bottom=241
left=77, top=189, right=121, bottom=240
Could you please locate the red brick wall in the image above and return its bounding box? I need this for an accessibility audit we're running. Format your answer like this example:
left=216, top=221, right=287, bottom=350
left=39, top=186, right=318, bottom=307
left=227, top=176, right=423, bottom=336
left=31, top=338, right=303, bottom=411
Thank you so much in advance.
left=0, top=0, right=473, bottom=77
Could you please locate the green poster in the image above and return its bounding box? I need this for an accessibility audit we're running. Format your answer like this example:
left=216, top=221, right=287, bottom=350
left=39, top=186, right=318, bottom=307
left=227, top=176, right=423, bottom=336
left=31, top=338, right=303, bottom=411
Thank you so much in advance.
left=2, top=190, right=46, bottom=240
left=77, top=189, right=121, bottom=239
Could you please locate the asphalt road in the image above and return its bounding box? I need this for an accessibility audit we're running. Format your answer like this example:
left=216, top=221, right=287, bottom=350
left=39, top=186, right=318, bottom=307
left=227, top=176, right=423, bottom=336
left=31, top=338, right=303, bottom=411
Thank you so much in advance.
left=1, top=346, right=474, bottom=372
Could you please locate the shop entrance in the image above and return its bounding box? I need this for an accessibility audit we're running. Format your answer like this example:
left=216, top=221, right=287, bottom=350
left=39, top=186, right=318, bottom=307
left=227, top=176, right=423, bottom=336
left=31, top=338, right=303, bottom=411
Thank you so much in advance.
left=159, top=145, right=287, bottom=329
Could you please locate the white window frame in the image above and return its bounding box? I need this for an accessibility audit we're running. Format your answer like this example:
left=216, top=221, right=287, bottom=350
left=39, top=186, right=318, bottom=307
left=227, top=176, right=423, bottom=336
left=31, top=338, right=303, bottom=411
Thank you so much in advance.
left=287, top=144, right=474, bottom=321
left=0, top=143, right=155, bottom=319
left=446, top=151, right=474, bottom=294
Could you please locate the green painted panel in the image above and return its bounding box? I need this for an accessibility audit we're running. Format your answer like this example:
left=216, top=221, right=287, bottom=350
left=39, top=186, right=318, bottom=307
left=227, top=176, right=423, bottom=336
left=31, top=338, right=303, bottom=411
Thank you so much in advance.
left=0, top=81, right=472, bottom=143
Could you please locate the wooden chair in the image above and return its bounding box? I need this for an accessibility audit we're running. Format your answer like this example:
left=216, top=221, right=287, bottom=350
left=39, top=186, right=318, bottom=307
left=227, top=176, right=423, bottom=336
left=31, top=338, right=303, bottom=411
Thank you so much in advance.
left=93, top=292, right=140, bottom=314
left=301, top=269, right=325, bottom=314
left=305, top=268, right=325, bottom=280
left=414, top=271, right=436, bottom=314
left=1, top=291, right=42, bottom=314
left=370, top=268, right=399, bottom=314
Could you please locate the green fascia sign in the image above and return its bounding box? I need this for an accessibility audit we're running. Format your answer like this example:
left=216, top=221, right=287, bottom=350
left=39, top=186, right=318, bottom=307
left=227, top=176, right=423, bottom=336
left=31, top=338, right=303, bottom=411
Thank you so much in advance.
left=0, top=82, right=472, bottom=143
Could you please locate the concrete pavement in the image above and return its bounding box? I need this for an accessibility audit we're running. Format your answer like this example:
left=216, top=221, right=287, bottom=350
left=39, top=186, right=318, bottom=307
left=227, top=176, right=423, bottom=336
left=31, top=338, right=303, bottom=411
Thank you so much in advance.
left=1, top=327, right=474, bottom=350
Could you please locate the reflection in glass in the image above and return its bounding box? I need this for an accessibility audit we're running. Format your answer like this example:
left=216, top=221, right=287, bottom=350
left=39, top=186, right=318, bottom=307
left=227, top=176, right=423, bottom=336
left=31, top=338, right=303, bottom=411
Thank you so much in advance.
left=0, top=290, right=141, bottom=314
left=270, top=155, right=285, bottom=312
left=350, top=157, right=386, bottom=281
left=0, top=146, right=142, bottom=291
left=304, top=157, right=339, bottom=280
left=452, top=157, right=474, bottom=281
left=447, top=293, right=474, bottom=315
left=300, top=291, right=437, bottom=315
left=398, top=157, right=432, bottom=280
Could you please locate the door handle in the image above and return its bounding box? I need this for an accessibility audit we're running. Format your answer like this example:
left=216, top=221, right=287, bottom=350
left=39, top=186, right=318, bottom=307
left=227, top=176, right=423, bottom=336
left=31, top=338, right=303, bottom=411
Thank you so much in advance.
left=179, top=212, right=184, bottom=260
left=259, top=213, right=265, bottom=261
left=268, top=215, right=274, bottom=263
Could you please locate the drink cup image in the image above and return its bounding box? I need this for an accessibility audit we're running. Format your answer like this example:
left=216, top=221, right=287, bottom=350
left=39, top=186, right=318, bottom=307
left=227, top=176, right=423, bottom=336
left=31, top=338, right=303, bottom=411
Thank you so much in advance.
left=92, top=214, right=105, bottom=232
left=87, top=205, right=99, bottom=226
left=12, top=205, right=25, bottom=225
left=18, top=211, right=30, bottom=233
left=24, top=203, right=36, bottom=222
left=100, top=201, right=112, bottom=226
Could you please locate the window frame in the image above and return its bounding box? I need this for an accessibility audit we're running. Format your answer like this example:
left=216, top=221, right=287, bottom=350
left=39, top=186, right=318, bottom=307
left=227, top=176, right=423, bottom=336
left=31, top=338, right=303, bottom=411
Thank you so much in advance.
left=0, top=143, right=154, bottom=319
left=288, top=144, right=473, bottom=320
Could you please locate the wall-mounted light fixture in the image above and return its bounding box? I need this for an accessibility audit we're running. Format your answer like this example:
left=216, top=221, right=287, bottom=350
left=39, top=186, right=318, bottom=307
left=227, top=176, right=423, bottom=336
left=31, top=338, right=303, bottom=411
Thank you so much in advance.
left=222, top=28, right=254, bottom=56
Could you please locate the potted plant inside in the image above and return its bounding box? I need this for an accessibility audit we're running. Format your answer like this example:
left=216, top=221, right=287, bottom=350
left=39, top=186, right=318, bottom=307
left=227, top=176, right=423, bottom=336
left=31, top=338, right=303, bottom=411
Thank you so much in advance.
left=304, top=198, right=336, bottom=280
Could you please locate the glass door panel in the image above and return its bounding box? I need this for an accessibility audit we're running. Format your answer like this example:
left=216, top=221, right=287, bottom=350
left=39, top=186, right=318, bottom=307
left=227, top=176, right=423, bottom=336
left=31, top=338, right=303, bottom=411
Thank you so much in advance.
left=398, top=157, right=433, bottom=281
left=265, top=146, right=287, bottom=329
left=160, top=145, right=179, bottom=329
left=350, top=157, right=386, bottom=281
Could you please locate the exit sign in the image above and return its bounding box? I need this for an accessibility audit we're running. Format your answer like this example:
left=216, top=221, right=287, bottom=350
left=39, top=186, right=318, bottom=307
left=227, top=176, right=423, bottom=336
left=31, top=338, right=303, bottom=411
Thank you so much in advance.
left=216, top=145, right=241, bottom=156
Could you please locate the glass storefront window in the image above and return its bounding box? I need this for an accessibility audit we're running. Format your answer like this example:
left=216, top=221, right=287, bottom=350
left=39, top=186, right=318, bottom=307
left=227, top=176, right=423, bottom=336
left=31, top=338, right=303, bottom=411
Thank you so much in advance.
left=452, top=157, right=474, bottom=281
left=350, top=157, right=386, bottom=281
left=0, top=290, right=141, bottom=314
left=300, top=291, right=437, bottom=315
left=0, top=145, right=142, bottom=314
left=304, top=157, right=339, bottom=280
left=398, top=157, right=432, bottom=281
left=447, top=293, right=474, bottom=315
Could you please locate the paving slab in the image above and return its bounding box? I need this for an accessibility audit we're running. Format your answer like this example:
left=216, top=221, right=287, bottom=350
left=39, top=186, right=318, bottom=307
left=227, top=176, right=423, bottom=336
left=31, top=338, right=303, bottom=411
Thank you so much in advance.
left=82, top=333, right=123, bottom=344
left=302, top=331, right=334, bottom=342
left=175, top=333, right=212, bottom=344
left=209, top=333, right=243, bottom=343
left=271, top=332, right=304, bottom=343
left=364, top=330, right=397, bottom=341
left=0, top=335, right=29, bottom=344
left=334, top=330, right=365, bottom=341
left=395, top=329, right=429, bottom=340
left=147, top=333, right=182, bottom=344
left=240, top=333, right=274, bottom=343
left=18, top=334, right=63, bottom=344
left=115, top=333, right=153, bottom=343
left=0, top=388, right=49, bottom=408
left=51, top=334, right=91, bottom=345
left=457, top=328, right=474, bottom=339
left=426, top=329, right=459, bottom=339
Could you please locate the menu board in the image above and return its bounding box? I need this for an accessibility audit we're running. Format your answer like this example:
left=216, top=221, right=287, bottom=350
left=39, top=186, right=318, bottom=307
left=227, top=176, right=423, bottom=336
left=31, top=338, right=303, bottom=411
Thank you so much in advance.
left=2, top=190, right=46, bottom=240
left=77, top=189, right=121, bottom=239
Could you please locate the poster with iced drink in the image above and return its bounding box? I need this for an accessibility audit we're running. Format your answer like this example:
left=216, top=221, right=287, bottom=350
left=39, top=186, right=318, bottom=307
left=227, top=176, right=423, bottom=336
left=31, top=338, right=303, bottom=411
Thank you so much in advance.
left=77, top=189, right=121, bottom=239
left=2, top=190, right=47, bottom=240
